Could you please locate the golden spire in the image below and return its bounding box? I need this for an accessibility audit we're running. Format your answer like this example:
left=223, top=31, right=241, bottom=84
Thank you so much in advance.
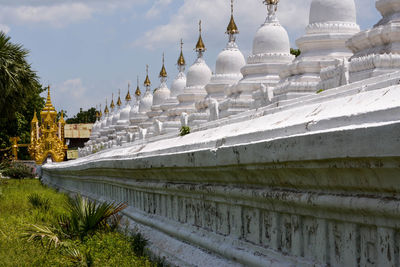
left=42, top=85, right=56, bottom=114
left=226, top=0, right=239, bottom=36
left=135, top=76, right=141, bottom=96
left=144, top=65, right=151, bottom=87
left=110, top=93, right=115, bottom=109
left=31, top=110, right=38, bottom=123
left=99, top=104, right=102, bottom=117
left=195, top=20, right=206, bottom=53
left=117, top=89, right=122, bottom=107
left=59, top=110, right=65, bottom=124
left=104, top=99, right=109, bottom=114
left=159, top=53, right=167, bottom=78
left=125, top=83, right=132, bottom=101
left=177, top=39, right=186, bottom=66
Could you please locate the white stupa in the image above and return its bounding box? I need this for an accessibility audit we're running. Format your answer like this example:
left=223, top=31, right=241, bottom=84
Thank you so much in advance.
left=115, top=86, right=132, bottom=145
left=147, top=54, right=171, bottom=135
left=172, top=21, right=212, bottom=124
left=219, top=0, right=294, bottom=118
left=273, top=0, right=360, bottom=100
left=190, top=0, right=246, bottom=124
left=127, top=79, right=142, bottom=141
left=346, top=0, right=400, bottom=82
left=136, top=66, right=153, bottom=129
left=162, top=40, right=187, bottom=134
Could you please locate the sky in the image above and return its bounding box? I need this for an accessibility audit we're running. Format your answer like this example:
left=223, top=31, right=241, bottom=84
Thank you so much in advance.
left=1, top=0, right=381, bottom=117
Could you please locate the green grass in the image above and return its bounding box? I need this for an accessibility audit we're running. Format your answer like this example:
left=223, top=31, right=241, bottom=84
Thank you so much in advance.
left=0, top=179, right=154, bottom=266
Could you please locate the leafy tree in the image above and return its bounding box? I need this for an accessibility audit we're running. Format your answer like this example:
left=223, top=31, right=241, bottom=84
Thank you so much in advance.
left=66, top=107, right=97, bottom=124
left=0, top=32, right=44, bottom=157
left=290, top=48, right=301, bottom=57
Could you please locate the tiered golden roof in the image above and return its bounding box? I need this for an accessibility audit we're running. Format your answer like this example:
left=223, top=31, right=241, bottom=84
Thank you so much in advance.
left=177, top=39, right=186, bottom=66
left=29, top=86, right=67, bottom=164
left=32, top=110, right=38, bottom=123
left=41, top=86, right=57, bottom=115
left=195, top=20, right=206, bottom=52
left=226, top=0, right=239, bottom=35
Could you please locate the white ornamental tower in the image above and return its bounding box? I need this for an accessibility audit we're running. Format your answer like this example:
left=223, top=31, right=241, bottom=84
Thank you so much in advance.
left=172, top=21, right=212, bottom=122
left=191, top=0, right=246, bottom=124
left=147, top=54, right=171, bottom=135
left=273, top=0, right=360, bottom=101
left=219, top=0, right=294, bottom=118
left=162, top=40, right=187, bottom=134
left=347, top=0, right=400, bottom=82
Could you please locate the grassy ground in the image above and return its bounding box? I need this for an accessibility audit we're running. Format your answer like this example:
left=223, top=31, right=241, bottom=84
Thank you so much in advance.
left=0, top=179, right=154, bottom=266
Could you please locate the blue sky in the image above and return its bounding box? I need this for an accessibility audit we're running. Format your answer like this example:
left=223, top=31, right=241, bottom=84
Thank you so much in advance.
left=1, top=0, right=381, bottom=117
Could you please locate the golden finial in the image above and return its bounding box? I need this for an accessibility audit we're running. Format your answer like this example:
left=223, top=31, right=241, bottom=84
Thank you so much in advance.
left=125, top=83, right=132, bottom=101
left=177, top=39, right=186, bottom=66
left=104, top=99, right=109, bottom=114
left=264, top=0, right=279, bottom=4
left=135, top=76, right=141, bottom=96
left=144, top=65, right=151, bottom=87
left=226, top=0, right=239, bottom=36
left=195, top=20, right=206, bottom=52
left=159, top=53, right=167, bottom=78
left=32, top=110, right=38, bottom=123
left=117, top=89, right=122, bottom=106
left=59, top=110, right=65, bottom=124
left=99, top=104, right=102, bottom=117
left=110, top=93, right=115, bottom=109
left=42, top=85, right=56, bottom=114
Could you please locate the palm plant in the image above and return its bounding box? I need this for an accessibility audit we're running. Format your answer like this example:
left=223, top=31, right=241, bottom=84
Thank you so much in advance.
left=0, top=32, right=42, bottom=120
left=24, top=195, right=127, bottom=247
left=65, top=195, right=127, bottom=239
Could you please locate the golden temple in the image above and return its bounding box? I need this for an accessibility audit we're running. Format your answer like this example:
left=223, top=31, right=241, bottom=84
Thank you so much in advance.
left=28, top=86, right=67, bottom=164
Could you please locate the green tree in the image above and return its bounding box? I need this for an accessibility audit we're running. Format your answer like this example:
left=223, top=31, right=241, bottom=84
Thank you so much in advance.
left=290, top=48, right=301, bottom=57
left=0, top=32, right=44, bottom=156
left=66, top=107, right=97, bottom=124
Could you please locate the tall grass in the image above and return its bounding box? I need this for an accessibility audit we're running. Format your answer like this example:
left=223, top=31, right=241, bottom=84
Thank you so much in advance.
left=0, top=179, right=154, bottom=266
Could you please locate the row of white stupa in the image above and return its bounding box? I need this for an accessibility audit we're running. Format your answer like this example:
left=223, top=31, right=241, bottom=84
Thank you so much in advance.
left=80, top=0, right=400, bottom=156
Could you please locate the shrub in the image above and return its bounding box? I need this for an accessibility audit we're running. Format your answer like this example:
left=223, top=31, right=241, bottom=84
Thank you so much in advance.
left=180, top=126, right=190, bottom=136
left=129, top=232, right=148, bottom=257
left=2, top=162, right=35, bottom=179
left=28, top=193, right=51, bottom=211
left=0, top=158, right=11, bottom=170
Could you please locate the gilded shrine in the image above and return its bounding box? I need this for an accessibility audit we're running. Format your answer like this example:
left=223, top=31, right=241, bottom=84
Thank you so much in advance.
left=28, top=87, right=67, bottom=164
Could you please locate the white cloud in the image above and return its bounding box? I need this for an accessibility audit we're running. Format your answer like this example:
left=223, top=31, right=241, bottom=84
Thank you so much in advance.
left=0, top=0, right=140, bottom=27
left=0, top=4, right=92, bottom=27
left=59, top=78, right=87, bottom=98
left=0, top=24, right=10, bottom=34
left=146, top=0, right=172, bottom=18
left=134, top=0, right=310, bottom=50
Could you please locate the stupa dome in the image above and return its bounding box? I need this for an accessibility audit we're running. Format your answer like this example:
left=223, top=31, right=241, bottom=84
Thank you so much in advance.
left=119, top=103, right=131, bottom=122
left=153, top=84, right=170, bottom=106
left=139, top=92, right=153, bottom=113
left=186, top=57, right=212, bottom=87
left=252, top=23, right=291, bottom=55
left=170, top=73, right=186, bottom=97
left=215, top=46, right=245, bottom=75
left=309, top=0, right=357, bottom=24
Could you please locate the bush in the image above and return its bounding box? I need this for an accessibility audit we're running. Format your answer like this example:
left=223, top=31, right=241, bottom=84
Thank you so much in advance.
left=28, top=193, right=51, bottom=211
left=2, top=162, right=35, bottom=179
left=180, top=126, right=190, bottom=136
left=0, top=157, right=11, bottom=170
left=129, top=232, right=148, bottom=257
